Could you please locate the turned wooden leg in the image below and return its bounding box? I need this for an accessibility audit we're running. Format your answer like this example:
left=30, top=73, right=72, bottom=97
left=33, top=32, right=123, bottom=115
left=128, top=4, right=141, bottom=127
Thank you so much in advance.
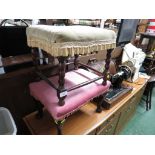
left=103, top=48, right=113, bottom=85
left=96, top=99, right=103, bottom=113
left=42, top=50, right=55, bottom=65
left=33, top=99, right=44, bottom=119
left=95, top=95, right=106, bottom=113
left=57, top=57, right=67, bottom=106
left=74, top=54, right=79, bottom=70
left=31, top=48, right=40, bottom=71
left=55, top=120, right=65, bottom=135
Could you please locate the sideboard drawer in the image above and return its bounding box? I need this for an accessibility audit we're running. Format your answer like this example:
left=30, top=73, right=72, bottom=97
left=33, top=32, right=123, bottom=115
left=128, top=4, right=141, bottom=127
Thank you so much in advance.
left=97, top=112, right=120, bottom=135
left=97, top=115, right=119, bottom=135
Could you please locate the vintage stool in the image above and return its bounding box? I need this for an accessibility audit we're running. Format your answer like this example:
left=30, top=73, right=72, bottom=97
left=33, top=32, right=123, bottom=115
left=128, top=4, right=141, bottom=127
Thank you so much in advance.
left=26, top=25, right=116, bottom=134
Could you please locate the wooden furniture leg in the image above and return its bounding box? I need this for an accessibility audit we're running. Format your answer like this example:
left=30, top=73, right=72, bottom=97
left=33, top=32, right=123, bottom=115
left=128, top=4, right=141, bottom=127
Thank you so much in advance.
left=42, top=50, right=55, bottom=65
left=146, top=92, right=149, bottom=111
left=149, top=85, right=153, bottom=110
left=103, top=48, right=113, bottom=85
left=57, top=57, right=67, bottom=106
left=55, top=120, right=65, bottom=135
left=145, top=83, right=154, bottom=111
left=74, top=54, right=79, bottom=70
left=149, top=89, right=152, bottom=110
left=31, top=48, right=40, bottom=71
left=96, top=96, right=104, bottom=113
left=33, top=99, right=44, bottom=119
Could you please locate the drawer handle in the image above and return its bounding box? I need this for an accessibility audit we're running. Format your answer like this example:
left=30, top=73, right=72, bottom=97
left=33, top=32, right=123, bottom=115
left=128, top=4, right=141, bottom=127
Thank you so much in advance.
left=105, top=124, right=114, bottom=133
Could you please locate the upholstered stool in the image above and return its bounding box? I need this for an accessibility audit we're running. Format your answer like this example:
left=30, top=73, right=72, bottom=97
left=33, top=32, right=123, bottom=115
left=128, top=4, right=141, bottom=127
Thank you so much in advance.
left=29, top=69, right=111, bottom=134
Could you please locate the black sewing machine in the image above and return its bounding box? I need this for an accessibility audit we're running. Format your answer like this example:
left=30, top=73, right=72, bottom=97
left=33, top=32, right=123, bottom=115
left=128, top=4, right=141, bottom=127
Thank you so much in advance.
left=102, top=62, right=134, bottom=109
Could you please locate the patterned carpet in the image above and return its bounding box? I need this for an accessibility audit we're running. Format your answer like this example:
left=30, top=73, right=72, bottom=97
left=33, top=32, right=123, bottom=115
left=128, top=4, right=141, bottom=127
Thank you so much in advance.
left=120, top=88, right=155, bottom=135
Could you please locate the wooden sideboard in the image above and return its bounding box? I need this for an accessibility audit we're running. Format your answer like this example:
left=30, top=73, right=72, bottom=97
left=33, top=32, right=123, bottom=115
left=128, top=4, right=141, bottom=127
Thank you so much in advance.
left=23, top=77, right=147, bottom=135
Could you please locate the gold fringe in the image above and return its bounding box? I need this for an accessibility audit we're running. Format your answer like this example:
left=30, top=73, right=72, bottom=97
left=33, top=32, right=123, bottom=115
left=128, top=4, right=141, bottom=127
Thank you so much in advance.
left=27, top=36, right=116, bottom=57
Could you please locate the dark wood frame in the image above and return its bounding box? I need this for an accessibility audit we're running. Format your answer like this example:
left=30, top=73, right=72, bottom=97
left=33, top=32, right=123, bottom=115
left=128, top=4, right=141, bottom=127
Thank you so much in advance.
left=31, top=48, right=113, bottom=105
left=31, top=47, right=113, bottom=134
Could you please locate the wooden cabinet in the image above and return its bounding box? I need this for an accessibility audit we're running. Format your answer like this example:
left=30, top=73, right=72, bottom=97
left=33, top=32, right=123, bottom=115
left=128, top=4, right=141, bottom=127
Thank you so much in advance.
left=96, top=85, right=145, bottom=135
left=115, top=85, right=145, bottom=134
left=115, top=96, right=137, bottom=134
left=97, top=113, right=120, bottom=135
left=24, top=78, right=147, bottom=135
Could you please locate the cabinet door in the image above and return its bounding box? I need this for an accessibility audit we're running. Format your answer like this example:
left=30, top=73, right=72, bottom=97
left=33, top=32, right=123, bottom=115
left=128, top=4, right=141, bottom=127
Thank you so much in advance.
left=115, top=89, right=143, bottom=134
left=88, top=129, right=97, bottom=135
left=97, top=113, right=120, bottom=135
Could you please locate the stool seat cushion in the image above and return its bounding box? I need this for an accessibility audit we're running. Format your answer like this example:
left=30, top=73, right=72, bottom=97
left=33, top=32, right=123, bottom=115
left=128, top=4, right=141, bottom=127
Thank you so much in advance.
left=26, top=25, right=116, bottom=57
left=29, top=69, right=111, bottom=120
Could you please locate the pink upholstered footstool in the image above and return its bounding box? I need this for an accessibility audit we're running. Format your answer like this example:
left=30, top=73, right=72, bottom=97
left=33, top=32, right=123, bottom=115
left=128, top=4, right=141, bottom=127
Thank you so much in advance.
left=29, top=69, right=111, bottom=121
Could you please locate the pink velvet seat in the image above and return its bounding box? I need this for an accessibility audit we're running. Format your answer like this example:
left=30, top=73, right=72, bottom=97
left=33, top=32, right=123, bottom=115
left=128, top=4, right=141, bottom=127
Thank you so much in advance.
left=29, top=69, right=111, bottom=120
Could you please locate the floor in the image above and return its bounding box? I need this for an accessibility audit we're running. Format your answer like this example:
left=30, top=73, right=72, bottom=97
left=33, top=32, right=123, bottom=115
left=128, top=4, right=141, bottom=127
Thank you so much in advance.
left=120, top=88, right=155, bottom=135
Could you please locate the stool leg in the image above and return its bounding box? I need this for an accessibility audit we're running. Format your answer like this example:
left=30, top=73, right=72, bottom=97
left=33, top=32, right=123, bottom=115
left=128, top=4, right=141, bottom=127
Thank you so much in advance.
left=55, top=120, right=65, bottom=135
left=57, top=56, right=67, bottom=106
left=74, top=54, right=79, bottom=70
left=34, top=99, right=44, bottom=119
left=31, top=48, right=40, bottom=71
left=96, top=96, right=103, bottom=113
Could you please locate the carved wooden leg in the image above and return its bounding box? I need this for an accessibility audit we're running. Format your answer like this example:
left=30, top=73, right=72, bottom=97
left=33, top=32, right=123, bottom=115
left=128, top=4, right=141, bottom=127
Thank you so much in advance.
left=103, top=49, right=113, bottom=85
left=41, top=50, right=49, bottom=64
left=33, top=99, right=44, bottom=119
left=96, top=97, right=103, bottom=113
left=31, top=48, right=40, bottom=71
left=42, top=50, right=55, bottom=65
left=57, top=57, right=67, bottom=106
left=55, top=120, right=65, bottom=135
left=74, top=54, right=79, bottom=70
left=95, top=93, right=109, bottom=113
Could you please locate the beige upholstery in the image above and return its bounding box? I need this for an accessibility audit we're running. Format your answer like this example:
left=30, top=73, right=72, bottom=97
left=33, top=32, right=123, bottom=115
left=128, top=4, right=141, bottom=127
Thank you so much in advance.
left=26, top=25, right=116, bottom=57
